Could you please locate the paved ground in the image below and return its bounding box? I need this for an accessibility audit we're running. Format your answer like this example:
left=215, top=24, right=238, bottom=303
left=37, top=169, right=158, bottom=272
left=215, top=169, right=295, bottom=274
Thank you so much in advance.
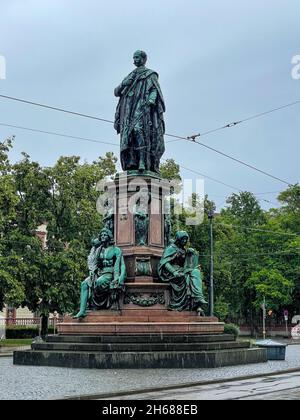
left=0, top=345, right=300, bottom=400
left=103, top=371, right=300, bottom=400
left=243, top=387, right=300, bottom=400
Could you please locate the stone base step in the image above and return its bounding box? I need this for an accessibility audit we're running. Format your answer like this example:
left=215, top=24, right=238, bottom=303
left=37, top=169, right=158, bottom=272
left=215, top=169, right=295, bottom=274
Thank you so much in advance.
left=13, top=347, right=268, bottom=369
left=32, top=340, right=250, bottom=353
left=46, top=333, right=235, bottom=344
left=63, top=316, right=217, bottom=323
left=64, top=312, right=218, bottom=321
left=57, top=321, right=224, bottom=336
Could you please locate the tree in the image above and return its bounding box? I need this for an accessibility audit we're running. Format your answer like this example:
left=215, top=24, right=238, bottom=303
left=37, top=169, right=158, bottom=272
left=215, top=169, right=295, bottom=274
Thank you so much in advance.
left=245, top=268, right=294, bottom=312
left=0, top=137, right=25, bottom=310
left=223, top=191, right=266, bottom=227
left=0, top=138, right=118, bottom=334
left=17, top=151, right=118, bottom=334
left=160, top=159, right=181, bottom=181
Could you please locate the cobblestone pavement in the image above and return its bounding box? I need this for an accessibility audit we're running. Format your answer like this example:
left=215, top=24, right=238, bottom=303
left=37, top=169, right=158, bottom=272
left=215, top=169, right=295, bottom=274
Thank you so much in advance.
left=1, top=345, right=300, bottom=400
left=106, top=371, right=300, bottom=400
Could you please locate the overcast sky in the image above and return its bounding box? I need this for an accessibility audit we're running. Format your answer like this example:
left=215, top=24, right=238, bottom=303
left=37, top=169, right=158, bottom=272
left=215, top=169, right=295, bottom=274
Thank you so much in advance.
left=0, top=0, right=299, bottom=210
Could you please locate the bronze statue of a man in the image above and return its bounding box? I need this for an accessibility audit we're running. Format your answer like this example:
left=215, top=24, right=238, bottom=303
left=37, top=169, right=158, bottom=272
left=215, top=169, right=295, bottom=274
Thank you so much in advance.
left=114, top=50, right=166, bottom=173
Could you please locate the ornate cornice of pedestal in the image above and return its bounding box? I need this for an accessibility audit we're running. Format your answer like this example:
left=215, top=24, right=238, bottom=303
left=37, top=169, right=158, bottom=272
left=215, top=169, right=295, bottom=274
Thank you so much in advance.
left=122, top=246, right=164, bottom=257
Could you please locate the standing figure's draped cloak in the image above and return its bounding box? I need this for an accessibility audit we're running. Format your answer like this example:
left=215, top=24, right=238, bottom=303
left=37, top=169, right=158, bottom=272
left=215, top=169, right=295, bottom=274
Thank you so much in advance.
left=114, top=67, right=166, bottom=173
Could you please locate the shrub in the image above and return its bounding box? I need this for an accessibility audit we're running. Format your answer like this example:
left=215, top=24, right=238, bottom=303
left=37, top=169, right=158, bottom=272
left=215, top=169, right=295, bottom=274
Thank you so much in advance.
left=214, top=297, right=230, bottom=321
left=224, top=323, right=240, bottom=339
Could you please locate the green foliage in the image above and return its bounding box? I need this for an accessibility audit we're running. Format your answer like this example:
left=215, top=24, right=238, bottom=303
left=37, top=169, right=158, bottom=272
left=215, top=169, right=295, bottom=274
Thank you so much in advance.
left=0, top=339, right=33, bottom=347
left=0, top=137, right=117, bottom=321
left=223, top=191, right=266, bottom=227
left=214, top=296, right=230, bottom=321
left=160, top=159, right=181, bottom=181
left=224, top=323, right=240, bottom=339
left=245, top=268, right=294, bottom=311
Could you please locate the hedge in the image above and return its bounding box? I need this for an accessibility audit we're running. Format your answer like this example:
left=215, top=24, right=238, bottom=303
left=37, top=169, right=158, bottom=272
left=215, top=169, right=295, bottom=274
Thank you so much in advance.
left=224, top=323, right=240, bottom=339
left=5, top=326, right=55, bottom=339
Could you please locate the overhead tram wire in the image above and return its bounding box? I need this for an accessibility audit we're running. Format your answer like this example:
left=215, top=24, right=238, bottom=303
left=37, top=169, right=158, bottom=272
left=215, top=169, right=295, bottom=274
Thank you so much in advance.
left=0, top=121, right=280, bottom=204
left=0, top=94, right=115, bottom=125
left=167, top=132, right=294, bottom=187
left=0, top=94, right=198, bottom=143
left=0, top=121, right=285, bottom=205
left=168, top=99, right=300, bottom=142
left=183, top=136, right=293, bottom=186
left=0, top=122, right=119, bottom=148
left=214, top=222, right=300, bottom=237
left=166, top=101, right=300, bottom=186
left=173, top=161, right=242, bottom=192
left=1, top=238, right=299, bottom=258
left=0, top=94, right=297, bottom=186
left=198, top=249, right=300, bottom=262
left=0, top=121, right=243, bottom=192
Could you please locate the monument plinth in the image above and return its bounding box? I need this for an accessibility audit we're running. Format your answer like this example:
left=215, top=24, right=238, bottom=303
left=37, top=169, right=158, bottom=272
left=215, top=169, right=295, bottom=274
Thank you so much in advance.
left=111, top=172, right=168, bottom=281
left=58, top=172, right=223, bottom=336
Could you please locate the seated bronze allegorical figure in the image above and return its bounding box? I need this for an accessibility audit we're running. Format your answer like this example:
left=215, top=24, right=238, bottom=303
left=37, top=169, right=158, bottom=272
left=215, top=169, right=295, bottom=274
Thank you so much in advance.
left=74, top=228, right=126, bottom=319
left=158, top=231, right=207, bottom=314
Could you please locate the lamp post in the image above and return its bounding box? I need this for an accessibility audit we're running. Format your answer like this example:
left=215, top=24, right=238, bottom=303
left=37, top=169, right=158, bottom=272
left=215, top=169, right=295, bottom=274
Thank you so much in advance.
left=263, top=297, right=266, bottom=340
left=53, top=311, right=58, bottom=336
left=208, top=210, right=214, bottom=316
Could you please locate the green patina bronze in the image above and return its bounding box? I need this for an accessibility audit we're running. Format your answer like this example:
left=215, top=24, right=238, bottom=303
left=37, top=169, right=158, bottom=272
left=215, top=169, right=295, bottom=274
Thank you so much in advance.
left=103, top=199, right=114, bottom=236
left=124, top=293, right=165, bottom=307
left=135, top=257, right=152, bottom=276
left=74, top=228, right=126, bottom=318
left=135, top=210, right=149, bottom=246
left=158, top=231, right=207, bottom=313
left=134, top=187, right=150, bottom=246
left=114, top=50, right=166, bottom=173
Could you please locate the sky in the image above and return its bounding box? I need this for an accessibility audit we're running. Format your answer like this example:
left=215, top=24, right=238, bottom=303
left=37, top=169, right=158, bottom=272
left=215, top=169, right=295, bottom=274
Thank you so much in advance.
left=0, top=0, right=299, bottom=210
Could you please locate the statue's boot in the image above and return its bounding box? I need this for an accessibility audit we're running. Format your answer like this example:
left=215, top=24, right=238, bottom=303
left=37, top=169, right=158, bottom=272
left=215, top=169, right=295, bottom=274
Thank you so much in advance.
left=197, top=307, right=205, bottom=317
left=195, top=296, right=208, bottom=315
left=73, top=312, right=86, bottom=319
left=73, top=283, right=89, bottom=319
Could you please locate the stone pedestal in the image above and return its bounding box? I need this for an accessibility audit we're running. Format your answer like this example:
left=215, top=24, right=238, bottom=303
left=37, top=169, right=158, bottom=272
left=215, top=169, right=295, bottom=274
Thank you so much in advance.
left=58, top=172, right=222, bottom=334
left=111, top=172, right=170, bottom=282
left=14, top=171, right=268, bottom=369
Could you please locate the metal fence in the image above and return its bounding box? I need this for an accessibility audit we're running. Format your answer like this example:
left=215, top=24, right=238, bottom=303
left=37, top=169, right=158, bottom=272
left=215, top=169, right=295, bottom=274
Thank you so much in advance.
left=0, top=317, right=63, bottom=327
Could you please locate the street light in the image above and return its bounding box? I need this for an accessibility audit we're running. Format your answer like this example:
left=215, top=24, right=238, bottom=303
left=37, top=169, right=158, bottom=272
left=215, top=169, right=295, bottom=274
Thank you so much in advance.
left=208, top=210, right=214, bottom=316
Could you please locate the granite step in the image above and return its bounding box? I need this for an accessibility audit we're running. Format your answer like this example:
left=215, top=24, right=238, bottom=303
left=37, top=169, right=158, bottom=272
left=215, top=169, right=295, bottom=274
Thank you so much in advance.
left=70, top=316, right=214, bottom=322
left=57, top=321, right=224, bottom=335
left=13, top=347, right=268, bottom=369
left=64, top=313, right=218, bottom=322
left=32, top=340, right=249, bottom=353
left=46, top=333, right=235, bottom=344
